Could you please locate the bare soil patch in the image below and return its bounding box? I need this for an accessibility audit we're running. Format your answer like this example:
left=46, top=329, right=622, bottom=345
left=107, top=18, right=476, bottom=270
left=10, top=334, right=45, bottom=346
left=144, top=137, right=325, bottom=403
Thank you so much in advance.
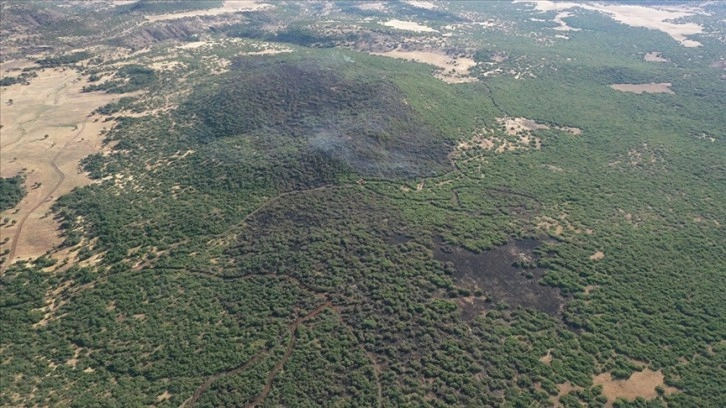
left=357, top=2, right=386, bottom=12
left=370, top=49, right=477, bottom=83
left=644, top=52, right=668, bottom=62
left=0, top=67, right=118, bottom=270
left=144, top=1, right=272, bottom=22
left=498, top=117, right=549, bottom=136
left=404, top=1, right=438, bottom=10
left=433, top=238, right=563, bottom=319
left=589, top=251, right=605, bottom=261
left=381, top=19, right=438, bottom=33
left=157, top=390, right=172, bottom=402
left=610, top=83, right=674, bottom=94
left=550, top=381, right=583, bottom=406
left=518, top=1, right=705, bottom=47
left=454, top=118, right=580, bottom=159
left=594, top=369, right=678, bottom=407
left=553, top=11, right=580, bottom=31
left=540, top=349, right=553, bottom=364
left=536, top=214, right=584, bottom=236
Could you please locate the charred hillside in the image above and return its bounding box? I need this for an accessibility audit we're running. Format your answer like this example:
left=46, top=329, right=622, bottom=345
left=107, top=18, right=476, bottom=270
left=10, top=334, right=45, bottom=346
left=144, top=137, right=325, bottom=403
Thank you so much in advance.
left=179, top=57, right=452, bottom=179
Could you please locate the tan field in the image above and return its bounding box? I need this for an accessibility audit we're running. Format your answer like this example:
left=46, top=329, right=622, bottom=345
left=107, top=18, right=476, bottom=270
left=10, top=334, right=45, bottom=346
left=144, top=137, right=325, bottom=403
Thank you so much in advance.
left=517, top=0, right=704, bottom=47
left=381, top=19, right=439, bottom=33
left=610, top=83, right=675, bottom=94
left=553, top=12, right=581, bottom=32
left=644, top=52, right=668, bottom=62
left=357, top=2, right=386, bottom=12
left=144, top=0, right=272, bottom=22
left=498, top=117, right=550, bottom=136
left=0, top=65, right=119, bottom=271
left=594, top=369, right=678, bottom=407
left=550, top=381, right=583, bottom=406
left=370, top=49, right=477, bottom=83
left=589, top=251, right=605, bottom=260
left=404, top=1, right=438, bottom=10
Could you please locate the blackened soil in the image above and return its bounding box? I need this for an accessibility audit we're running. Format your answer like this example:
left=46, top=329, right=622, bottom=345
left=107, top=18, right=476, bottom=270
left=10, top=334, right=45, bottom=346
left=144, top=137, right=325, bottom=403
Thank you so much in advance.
left=433, top=237, right=563, bottom=319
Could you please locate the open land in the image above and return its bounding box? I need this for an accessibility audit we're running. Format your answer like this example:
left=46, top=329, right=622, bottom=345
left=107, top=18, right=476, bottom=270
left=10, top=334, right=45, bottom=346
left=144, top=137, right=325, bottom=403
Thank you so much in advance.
left=0, top=1, right=723, bottom=408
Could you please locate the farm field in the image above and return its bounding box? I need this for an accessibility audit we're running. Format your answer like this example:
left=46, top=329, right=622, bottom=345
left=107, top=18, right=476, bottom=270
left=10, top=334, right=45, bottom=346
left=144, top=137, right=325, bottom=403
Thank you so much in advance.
left=1, top=1, right=724, bottom=407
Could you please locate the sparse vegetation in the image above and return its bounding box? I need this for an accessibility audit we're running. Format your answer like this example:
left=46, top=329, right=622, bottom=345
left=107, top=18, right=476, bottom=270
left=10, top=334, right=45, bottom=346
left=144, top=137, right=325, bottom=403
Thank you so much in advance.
left=1, top=1, right=724, bottom=407
left=0, top=175, right=26, bottom=211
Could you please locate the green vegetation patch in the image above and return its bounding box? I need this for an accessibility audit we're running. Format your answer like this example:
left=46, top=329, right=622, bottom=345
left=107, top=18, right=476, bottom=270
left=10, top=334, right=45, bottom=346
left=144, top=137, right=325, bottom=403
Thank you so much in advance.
left=0, top=175, right=26, bottom=211
left=179, top=56, right=452, bottom=178
left=115, top=0, right=224, bottom=15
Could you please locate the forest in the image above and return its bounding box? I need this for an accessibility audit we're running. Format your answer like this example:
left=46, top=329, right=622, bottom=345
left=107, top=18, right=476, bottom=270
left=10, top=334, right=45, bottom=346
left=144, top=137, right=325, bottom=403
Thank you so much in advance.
left=0, top=1, right=724, bottom=407
left=0, top=175, right=25, bottom=211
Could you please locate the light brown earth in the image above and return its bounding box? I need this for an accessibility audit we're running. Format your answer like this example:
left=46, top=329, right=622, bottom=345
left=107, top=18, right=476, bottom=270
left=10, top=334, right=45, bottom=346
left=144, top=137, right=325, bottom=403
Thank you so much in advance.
left=553, top=11, right=581, bottom=31
left=381, top=19, right=439, bottom=33
left=536, top=214, right=585, bottom=237
left=517, top=1, right=705, bottom=47
left=498, top=117, right=582, bottom=136
left=357, top=2, right=386, bottom=12
left=156, top=391, right=172, bottom=402
left=644, top=52, right=668, bottom=62
left=498, top=117, right=549, bottom=136
left=589, top=251, right=605, bottom=260
left=370, top=49, right=477, bottom=83
left=593, top=369, right=678, bottom=407
left=550, top=381, right=583, bottom=406
left=144, top=0, right=272, bottom=22
left=404, top=1, right=438, bottom=10
left=539, top=349, right=553, bottom=364
left=454, top=116, right=583, bottom=159
left=610, top=83, right=675, bottom=94
left=0, top=65, right=119, bottom=271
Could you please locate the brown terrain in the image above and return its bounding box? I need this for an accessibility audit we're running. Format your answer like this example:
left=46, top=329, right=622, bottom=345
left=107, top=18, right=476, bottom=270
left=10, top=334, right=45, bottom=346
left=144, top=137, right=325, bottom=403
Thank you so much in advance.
left=644, top=51, right=668, bottom=62
left=370, top=49, right=478, bottom=83
left=519, top=0, right=705, bottom=47
left=610, top=83, right=675, bottom=94
left=433, top=238, right=564, bottom=319
left=0, top=63, right=118, bottom=271
left=594, top=368, right=678, bottom=407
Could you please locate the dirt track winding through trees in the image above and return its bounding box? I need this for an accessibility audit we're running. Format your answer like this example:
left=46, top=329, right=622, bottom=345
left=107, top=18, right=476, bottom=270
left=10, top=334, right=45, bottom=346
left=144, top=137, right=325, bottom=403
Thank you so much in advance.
left=0, top=67, right=118, bottom=272
left=1, top=119, right=87, bottom=274
left=178, top=301, right=332, bottom=408
left=179, top=351, right=269, bottom=408
left=244, top=301, right=333, bottom=408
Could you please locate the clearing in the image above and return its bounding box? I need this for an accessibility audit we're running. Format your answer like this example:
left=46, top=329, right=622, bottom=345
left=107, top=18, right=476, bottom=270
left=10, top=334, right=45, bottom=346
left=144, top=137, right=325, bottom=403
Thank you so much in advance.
left=356, top=2, right=386, bottom=12
left=518, top=1, right=705, bottom=47
left=370, top=49, right=477, bottom=83
left=550, top=381, right=584, bottom=406
left=433, top=238, right=563, bottom=319
left=593, top=368, right=678, bottom=407
left=144, top=0, right=272, bottom=22
left=553, top=12, right=580, bottom=31
left=644, top=52, right=668, bottom=62
left=589, top=251, right=605, bottom=260
left=381, top=19, right=439, bottom=33
left=610, top=83, right=674, bottom=94
left=0, top=65, right=118, bottom=270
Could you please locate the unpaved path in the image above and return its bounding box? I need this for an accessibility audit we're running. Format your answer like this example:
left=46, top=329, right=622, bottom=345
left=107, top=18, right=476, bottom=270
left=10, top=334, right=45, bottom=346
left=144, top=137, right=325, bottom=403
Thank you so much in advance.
left=1, top=119, right=87, bottom=274
left=331, top=306, right=383, bottom=408
left=179, top=351, right=268, bottom=408
left=244, top=301, right=332, bottom=408
left=1, top=68, right=118, bottom=272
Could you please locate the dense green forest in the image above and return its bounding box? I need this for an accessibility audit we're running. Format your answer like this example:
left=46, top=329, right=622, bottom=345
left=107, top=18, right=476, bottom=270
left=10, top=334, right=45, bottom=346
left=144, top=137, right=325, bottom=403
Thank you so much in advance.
left=0, top=175, right=25, bottom=211
left=1, top=1, right=724, bottom=407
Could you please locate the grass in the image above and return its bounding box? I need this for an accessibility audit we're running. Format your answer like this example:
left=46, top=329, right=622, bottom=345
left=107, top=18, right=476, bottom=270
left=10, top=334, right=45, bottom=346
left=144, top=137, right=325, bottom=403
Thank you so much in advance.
left=1, top=1, right=724, bottom=407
